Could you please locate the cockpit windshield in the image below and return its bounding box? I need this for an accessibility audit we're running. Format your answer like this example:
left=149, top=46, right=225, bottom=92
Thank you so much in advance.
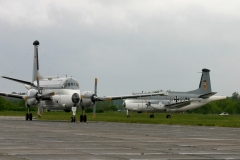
left=63, top=78, right=79, bottom=90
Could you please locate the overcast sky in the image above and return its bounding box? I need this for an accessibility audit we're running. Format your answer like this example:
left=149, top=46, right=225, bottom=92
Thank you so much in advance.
left=0, top=0, right=239, bottom=97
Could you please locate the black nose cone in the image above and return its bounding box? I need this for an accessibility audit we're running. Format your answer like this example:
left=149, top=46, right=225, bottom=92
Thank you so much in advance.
left=72, top=93, right=80, bottom=104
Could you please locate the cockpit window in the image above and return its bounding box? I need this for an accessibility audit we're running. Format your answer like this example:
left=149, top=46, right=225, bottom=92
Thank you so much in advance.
left=64, top=79, right=80, bottom=89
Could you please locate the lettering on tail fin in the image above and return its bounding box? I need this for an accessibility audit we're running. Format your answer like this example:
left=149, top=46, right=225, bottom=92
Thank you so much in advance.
left=203, top=80, right=207, bottom=91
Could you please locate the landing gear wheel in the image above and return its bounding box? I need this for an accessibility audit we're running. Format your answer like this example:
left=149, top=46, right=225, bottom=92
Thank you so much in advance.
left=80, top=115, right=83, bottom=122
left=127, top=115, right=130, bottom=118
left=71, top=116, right=76, bottom=122
left=150, top=114, right=154, bottom=118
left=166, top=115, right=171, bottom=119
left=25, top=113, right=29, bottom=121
left=83, top=115, right=87, bottom=122
left=29, top=113, right=32, bottom=121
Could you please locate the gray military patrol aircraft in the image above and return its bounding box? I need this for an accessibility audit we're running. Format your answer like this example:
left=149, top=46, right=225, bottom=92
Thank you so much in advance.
left=0, top=40, right=167, bottom=122
left=123, top=69, right=226, bottom=118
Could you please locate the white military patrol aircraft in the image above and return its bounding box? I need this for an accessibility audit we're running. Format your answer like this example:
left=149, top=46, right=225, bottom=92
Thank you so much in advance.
left=0, top=40, right=167, bottom=122
left=123, top=69, right=226, bottom=118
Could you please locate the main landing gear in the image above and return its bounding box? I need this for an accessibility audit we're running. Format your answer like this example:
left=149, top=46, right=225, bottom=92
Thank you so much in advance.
left=126, top=110, right=130, bottom=118
left=25, top=107, right=32, bottom=121
left=166, top=114, right=171, bottom=118
left=80, top=107, right=87, bottom=122
left=70, top=106, right=87, bottom=122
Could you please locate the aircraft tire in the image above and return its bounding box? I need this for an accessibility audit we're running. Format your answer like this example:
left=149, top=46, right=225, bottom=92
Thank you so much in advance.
left=80, top=115, right=83, bottom=122
left=166, top=115, right=171, bottom=119
left=25, top=113, right=29, bottom=121
left=127, top=115, right=130, bottom=118
left=150, top=115, right=154, bottom=118
left=71, top=116, right=74, bottom=122
left=29, top=113, right=32, bottom=121
left=83, top=115, right=87, bottom=122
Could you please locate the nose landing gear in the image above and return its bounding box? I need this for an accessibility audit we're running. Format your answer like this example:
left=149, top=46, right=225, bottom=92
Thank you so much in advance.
left=71, top=106, right=77, bottom=122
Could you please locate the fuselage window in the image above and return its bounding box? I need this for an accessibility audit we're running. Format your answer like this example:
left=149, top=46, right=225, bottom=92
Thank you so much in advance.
left=68, top=83, right=70, bottom=86
left=71, top=83, right=73, bottom=86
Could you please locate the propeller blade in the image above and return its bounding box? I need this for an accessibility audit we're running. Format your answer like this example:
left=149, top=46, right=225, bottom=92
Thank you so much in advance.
left=36, top=76, right=40, bottom=93
left=38, top=104, right=43, bottom=117
left=93, top=78, right=98, bottom=118
left=24, top=92, right=54, bottom=100
left=94, top=78, right=97, bottom=95
left=23, top=96, right=35, bottom=100
left=93, top=103, right=96, bottom=118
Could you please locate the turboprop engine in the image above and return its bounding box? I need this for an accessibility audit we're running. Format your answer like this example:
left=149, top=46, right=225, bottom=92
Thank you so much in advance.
left=25, top=89, right=39, bottom=106
left=80, top=91, right=96, bottom=108
left=24, top=75, right=55, bottom=108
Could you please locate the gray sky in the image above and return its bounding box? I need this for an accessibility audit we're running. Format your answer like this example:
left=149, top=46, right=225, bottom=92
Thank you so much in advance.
left=0, top=0, right=239, bottom=97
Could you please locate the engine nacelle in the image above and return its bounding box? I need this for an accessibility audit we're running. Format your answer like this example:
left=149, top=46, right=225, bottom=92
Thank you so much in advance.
left=80, top=91, right=95, bottom=108
left=25, top=89, right=38, bottom=106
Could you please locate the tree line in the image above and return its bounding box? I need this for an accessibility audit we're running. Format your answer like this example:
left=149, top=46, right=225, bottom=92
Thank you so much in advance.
left=191, top=92, right=240, bottom=114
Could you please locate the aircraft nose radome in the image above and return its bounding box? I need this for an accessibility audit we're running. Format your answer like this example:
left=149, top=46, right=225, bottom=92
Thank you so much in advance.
left=72, top=93, right=80, bottom=104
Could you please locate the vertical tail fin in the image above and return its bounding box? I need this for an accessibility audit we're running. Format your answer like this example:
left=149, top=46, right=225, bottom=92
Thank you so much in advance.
left=32, top=40, right=44, bottom=82
left=32, top=40, right=39, bottom=82
left=189, top=68, right=214, bottom=96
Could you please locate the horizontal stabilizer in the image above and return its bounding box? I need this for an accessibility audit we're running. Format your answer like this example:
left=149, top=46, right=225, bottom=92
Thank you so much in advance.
left=199, top=92, right=217, bottom=98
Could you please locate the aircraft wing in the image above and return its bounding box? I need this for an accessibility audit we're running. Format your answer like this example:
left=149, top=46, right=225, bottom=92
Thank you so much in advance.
left=0, top=92, right=26, bottom=100
left=2, top=76, right=34, bottom=86
left=97, top=92, right=168, bottom=101
left=164, top=97, right=203, bottom=109
left=165, top=101, right=191, bottom=109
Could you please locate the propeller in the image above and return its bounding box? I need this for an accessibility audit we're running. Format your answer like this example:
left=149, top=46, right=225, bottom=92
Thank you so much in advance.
left=146, top=101, right=151, bottom=107
left=23, top=76, right=54, bottom=117
left=142, top=97, right=151, bottom=108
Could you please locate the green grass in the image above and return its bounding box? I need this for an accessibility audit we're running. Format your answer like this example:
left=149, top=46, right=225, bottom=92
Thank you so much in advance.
left=0, top=111, right=240, bottom=128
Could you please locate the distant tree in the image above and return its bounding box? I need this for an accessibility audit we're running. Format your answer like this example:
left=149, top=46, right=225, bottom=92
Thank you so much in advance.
left=234, top=102, right=240, bottom=114
left=231, top=92, right=240, bottom=101
left=97, top=101, right=117, bottom=112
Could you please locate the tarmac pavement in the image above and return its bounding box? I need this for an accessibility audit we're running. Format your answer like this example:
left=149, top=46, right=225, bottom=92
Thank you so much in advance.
left=0, top=116, right=239, bottom=160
